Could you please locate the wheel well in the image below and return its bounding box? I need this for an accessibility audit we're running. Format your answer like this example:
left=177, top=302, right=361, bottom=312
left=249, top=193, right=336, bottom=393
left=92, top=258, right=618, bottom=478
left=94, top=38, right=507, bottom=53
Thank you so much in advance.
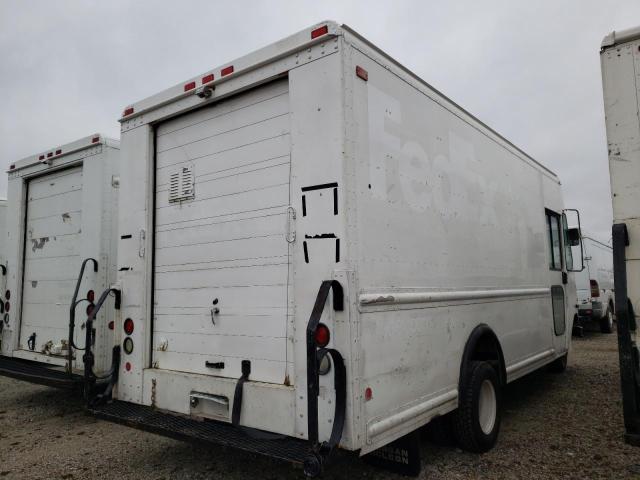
left=460, top=325, right=507, bottom=387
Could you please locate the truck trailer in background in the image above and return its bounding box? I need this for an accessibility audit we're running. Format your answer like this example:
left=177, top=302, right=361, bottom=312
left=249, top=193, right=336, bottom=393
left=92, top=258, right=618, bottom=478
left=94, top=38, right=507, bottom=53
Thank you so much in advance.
left=86, top=21, right=583, bottom=476
left=0, top=135, right=120, bottom=391
left=574, top=235, right=614, bottom=335
left=0, top=199, right=7, bottom=330
left=601, top=25, right=640, bottom=446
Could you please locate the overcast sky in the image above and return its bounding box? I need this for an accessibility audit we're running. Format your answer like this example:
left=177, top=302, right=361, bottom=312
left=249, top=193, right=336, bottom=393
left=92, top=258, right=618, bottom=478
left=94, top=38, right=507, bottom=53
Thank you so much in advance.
left=1, top=0, right=638, bottom=242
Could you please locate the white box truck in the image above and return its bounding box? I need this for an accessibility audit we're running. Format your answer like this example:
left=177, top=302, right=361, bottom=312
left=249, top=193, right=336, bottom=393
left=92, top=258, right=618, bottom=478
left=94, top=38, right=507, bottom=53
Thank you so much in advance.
left=574, top=235, right=615, bottom=334
left=0, top=134, right=120, bottom=391
left=601, top=25, right=640, bottom=446
left=88, top=22, right=583, bottom=475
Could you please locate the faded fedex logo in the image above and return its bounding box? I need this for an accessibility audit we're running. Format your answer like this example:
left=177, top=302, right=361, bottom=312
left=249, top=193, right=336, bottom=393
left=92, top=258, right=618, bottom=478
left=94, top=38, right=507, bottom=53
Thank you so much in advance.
left=366, top=84, right=502, bottom=228
left=365, top=83, right=546, bottom=273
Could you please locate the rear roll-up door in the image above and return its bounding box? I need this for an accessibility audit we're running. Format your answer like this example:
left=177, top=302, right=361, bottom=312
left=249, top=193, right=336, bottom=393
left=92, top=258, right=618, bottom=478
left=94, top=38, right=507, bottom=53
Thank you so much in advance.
left=20, top=166, right=84, bottom=353
left=153, top=79, right=292, bottom=384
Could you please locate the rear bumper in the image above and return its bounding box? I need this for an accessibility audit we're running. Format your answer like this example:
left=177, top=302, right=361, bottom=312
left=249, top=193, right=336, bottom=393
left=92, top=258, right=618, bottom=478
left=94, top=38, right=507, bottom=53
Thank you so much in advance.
left=90, top=400, right=312, bottom=464
left=139, top=368, right=298, bottom=437
left=0, top=355, right=82, bottom=389
left=579, top=300, right=604, bottom=319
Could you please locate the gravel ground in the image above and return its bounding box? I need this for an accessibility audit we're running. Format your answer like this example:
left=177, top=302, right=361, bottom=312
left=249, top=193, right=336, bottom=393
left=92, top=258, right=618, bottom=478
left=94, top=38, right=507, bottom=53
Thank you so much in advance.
left=1, top=330, right=639, bottom=479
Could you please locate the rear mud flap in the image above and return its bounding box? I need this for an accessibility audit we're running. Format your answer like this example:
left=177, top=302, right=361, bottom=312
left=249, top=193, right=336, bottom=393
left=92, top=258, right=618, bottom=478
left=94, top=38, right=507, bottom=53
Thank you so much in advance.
left=363, top=429, right=422, bottom=477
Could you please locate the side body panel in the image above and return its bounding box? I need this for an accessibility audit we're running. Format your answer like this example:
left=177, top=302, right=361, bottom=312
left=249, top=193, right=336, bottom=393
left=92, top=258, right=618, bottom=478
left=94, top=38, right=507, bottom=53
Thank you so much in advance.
left=602, top=36, right=640, bottom=310
left=601, top=27, right=640, bottom=443
left=345, top=36, right=574, bottom=453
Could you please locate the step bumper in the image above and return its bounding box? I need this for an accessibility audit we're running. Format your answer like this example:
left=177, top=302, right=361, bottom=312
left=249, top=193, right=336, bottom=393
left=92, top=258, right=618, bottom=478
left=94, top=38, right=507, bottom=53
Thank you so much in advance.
left=0, top=355, right=81, bottom=389
left=89, top=400, right=312, bottom=464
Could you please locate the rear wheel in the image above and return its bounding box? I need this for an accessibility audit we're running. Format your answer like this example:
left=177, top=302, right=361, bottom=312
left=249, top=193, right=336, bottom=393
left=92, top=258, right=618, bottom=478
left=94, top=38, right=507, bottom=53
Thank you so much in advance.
left=453, top=361, right=501, bottom=453
left=600, top=307, right=614, bottom=334
left=549, top=353, right=568, bottom=373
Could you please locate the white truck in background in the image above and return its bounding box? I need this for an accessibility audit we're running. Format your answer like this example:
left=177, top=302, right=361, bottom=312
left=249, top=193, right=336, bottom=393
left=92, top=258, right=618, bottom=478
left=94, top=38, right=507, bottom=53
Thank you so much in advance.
left=601, top=25, right=640, bottom=447
left=0, top=199, right=7, bottom=322
left=87, top=21, right=583, bottom=476
left=0, top=135, right=120, bottom=391
left=575, top=236, right=615, bottom=334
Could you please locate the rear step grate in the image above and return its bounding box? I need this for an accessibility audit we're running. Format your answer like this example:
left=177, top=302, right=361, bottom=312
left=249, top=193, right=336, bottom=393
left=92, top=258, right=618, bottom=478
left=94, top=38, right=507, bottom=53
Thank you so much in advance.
left=0, top=355, right=82, bottom=389
left=89, top=400, right=311, bottom=464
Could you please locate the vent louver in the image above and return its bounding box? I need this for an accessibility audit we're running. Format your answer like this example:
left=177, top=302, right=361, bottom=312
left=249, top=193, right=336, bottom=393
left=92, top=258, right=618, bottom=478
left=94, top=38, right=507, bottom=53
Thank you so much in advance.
left=169, top=166, right=195, bottom=203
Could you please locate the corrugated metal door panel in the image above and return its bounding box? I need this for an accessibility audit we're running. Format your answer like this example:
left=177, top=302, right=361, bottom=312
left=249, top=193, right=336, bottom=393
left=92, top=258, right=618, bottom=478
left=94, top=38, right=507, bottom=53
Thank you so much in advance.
left=153, top=79, right=291, bottom=384
left=20, top=166, right=83, bottom=352
left=154, top=284, right=286, bottom=310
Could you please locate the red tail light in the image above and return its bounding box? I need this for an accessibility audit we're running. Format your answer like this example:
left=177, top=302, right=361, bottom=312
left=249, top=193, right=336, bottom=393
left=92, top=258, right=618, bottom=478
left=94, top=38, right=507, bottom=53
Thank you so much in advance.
left=365, top=387, right=373, bottom=401
left=125, top=362, right=132, bottom=371
left=86, top=304, right=94, bottom=316
left=108, top=320, right=114, bottom=330
left=124, top=318, right=134, bottom=335
left=5, top=290, right=9, bottom=300
left=92, top=136, right=100, bottom=144
left=4, top=302, right=9, bottom=313
left=123, top=106, right=134, bottom=117
left=314, top=323, right=330, bottom=347
left=184, top=81, right=196, bottom=92
left=87, top=290, right=95, bottom=303
left=356, top=66, right=369, bottom=81
left=311, top=25, right=328, bottom=39
left=202, top=73, right=214, bottom=84
left=221, top=65, right=234, bottom=77
left=590, top=279, right=600, bottom=297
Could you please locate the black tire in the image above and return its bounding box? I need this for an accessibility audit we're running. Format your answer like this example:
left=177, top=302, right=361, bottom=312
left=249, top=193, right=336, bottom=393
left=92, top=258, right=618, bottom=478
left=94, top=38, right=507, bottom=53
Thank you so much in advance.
left=600, top=307, right=614, bottom=334
left=452, top=361, right=501, bottom=453
left=549, top=353, right=568, bottom=373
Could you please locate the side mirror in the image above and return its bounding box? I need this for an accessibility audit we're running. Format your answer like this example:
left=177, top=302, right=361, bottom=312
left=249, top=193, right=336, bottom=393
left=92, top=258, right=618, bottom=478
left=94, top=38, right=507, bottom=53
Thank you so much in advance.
left=563, top=209, right=584, bottom=272
left=567, top=228, right=581, bottom=246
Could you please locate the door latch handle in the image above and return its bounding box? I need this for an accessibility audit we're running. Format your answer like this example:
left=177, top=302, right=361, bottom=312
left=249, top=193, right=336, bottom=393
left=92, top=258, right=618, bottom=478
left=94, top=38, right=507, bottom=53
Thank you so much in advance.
left=286, top=206, right=296, bottom=243
left=139, top=229, right=146, bottom=258
left=210, top=306, right=219, bottom=325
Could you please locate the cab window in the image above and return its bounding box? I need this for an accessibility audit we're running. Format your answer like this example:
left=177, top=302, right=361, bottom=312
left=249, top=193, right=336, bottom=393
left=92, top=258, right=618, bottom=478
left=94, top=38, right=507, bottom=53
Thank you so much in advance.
left=545, top=209, right=562, bottom=270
